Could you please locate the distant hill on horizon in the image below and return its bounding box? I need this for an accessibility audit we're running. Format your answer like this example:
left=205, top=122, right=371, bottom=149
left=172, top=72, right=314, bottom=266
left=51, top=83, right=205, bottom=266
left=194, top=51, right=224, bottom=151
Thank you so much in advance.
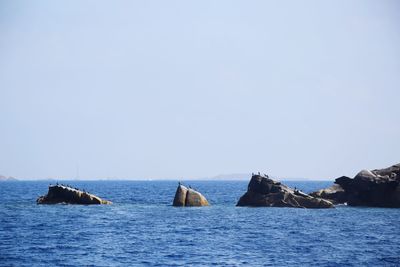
left=5, top=174, right=332, bottom=181
left=207, top=173, right=251, bottom=180
left=0, top=175, right=18, bottom=182
left=205, top=173, right=318, bottom=181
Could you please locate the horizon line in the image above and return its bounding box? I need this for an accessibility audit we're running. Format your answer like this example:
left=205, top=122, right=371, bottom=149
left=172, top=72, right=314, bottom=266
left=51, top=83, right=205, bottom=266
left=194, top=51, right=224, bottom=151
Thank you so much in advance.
left=5, top=177, right=336, bottom=182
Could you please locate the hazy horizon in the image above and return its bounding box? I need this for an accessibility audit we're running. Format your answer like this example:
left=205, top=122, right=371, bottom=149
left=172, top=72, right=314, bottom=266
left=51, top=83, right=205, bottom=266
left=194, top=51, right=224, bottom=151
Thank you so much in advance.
left=1, top=0, right=399, bottom=180
left=2, top=175, right=331, bottom=182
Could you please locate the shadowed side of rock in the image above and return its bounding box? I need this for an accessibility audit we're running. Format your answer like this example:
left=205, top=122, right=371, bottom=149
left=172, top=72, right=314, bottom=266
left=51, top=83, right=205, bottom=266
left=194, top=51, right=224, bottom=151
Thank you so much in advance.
left=173, top=184, right=188, bottom=206
left=312, top=163, right=400, bottom=207
left=237, top=174, right=334, bottom=208
left=173, top=185, right=209, bottom=207
left=37, top=185, right=112, bottom=205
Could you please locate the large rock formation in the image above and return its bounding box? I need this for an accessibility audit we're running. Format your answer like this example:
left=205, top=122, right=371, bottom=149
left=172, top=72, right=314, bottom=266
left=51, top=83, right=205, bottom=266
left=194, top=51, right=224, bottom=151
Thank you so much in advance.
left=37, top=185, right=112, bottom=205
left=309, top=184, right=347, bottom=205
left=237, top=174, right=334, bottom=208
left=313, top=163, right=400, bottom=207
left=173, top=184, right=209, bottom=207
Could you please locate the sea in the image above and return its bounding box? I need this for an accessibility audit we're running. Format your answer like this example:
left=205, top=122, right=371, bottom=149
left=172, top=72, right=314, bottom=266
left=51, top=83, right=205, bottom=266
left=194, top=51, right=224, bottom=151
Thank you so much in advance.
left=0, top=180, right=399, bottom=266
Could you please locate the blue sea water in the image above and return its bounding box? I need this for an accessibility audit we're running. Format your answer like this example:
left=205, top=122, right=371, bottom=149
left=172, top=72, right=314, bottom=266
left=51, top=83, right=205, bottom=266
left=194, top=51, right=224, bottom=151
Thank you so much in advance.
left=0, top=180, right=399, bottom=266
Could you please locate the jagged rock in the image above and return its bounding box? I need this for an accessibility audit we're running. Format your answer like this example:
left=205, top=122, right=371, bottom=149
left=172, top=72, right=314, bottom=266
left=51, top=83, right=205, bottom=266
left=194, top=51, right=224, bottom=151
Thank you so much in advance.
left=310, top=184, right=347, bottom=205
left=37, top=185, right=112, bottom=205
left=173, top=184, right=209, bottom=207
left=237, top=174, right=334, bottom=208
left=313, top=163, right=400, bottom=207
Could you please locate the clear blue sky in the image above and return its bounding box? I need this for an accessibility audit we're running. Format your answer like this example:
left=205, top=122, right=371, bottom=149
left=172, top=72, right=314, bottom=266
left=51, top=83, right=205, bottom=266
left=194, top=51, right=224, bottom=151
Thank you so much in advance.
left=0, top=0, right=399, bottom=180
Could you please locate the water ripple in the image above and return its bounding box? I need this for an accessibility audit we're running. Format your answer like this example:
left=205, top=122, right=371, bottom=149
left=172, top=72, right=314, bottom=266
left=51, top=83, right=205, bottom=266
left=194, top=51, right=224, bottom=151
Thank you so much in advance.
left=0, top=181, right=399, bottom=266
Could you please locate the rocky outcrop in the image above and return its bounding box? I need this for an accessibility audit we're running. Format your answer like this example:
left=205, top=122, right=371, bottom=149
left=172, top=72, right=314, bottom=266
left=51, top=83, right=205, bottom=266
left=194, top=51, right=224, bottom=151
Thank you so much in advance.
left=311, top=163, right=400, bottom=207
left=237, top=174, right=334, bottom=208
left=37, top=185, right=112, bottom=205
left=173, top=184, right=209, bottom=207
left=309, top=184, right=347, bottom=205
left=333, top=163, right=400, bottom=207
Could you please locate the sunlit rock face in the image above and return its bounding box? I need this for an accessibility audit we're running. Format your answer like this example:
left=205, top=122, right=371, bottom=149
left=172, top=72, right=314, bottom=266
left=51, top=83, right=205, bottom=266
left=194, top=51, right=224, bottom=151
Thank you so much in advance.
left=37, top=185, right=112, bottom=205
left=173, top=184, right=209, bottom=207
left=237, top=174, right=334, bottom=209
left=310, top=184, right=347, bottom=205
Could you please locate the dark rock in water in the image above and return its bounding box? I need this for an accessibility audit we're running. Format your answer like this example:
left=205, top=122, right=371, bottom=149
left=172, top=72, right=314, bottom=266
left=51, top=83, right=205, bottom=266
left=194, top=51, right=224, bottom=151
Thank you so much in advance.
left=312, top=163, right=400, bottom=207
left=310, top=184, right=347, bottom=205
left=173, top=184, right=209, bottom=207
left=334, top=163, right=400, bottom=207
left=37, top=185, right=112, bottom=205
left=237, top=174, right=334, bottom=208
left=173, top=185, right=188, bottom=206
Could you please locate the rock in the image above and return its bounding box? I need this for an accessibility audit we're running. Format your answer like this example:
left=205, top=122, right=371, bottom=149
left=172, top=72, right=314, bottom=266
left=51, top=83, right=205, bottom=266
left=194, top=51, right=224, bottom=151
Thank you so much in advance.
left=37, top=185, right=112, bottom=205
left=173, top=184, right=188, bottom=206
left=185, top=188, right=209, bottom=206
left=172, top=184, right=209, bottom=207
left=236, top=174, right=334, bottom=208
left=313, top=163, right=400, bottom=207
left=309, top=184, right=347, bottom=205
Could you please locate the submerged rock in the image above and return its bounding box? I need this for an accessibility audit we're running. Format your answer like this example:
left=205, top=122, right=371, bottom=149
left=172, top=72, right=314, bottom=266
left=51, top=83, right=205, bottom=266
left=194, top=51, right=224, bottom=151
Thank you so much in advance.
left=173, top=184, right=209, bottom=207
left=237, top=174, right=334, bottom=208
left=37, top=185, right=112, bottom=205
left=332, top=163, right=400, bottom=207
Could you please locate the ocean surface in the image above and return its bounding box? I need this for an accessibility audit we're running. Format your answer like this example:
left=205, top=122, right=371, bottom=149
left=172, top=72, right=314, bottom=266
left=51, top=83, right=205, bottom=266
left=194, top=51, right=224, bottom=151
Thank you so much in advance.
left=0, top=180, right=399, bottom=266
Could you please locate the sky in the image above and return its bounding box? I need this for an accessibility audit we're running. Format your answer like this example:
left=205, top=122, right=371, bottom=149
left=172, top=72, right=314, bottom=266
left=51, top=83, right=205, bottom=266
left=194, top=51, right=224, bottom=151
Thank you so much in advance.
left=0, top=0, right=399, bottom=180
